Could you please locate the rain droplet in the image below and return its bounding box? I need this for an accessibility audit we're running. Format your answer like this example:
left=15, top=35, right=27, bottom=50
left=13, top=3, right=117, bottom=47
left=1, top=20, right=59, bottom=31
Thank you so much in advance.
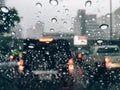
left=36, top=2, right=42, bottom=8
left=50, top=28, right=54, bottom=32
left=49, top=0, right=59, bottom=6
left=57, top=10, right=60, bottom=12
left=92, top=18, right=96, bottom=21
left=88, top=33, right=91, bottom=36
left=98, top=31, right=100, bottom=34
left=60, top=34, right=63, bottom=37
left=106, top=13, right=110, bottom=18
left=79, top=15, right=82, bottom=18
left=65, top=9, right=69, bottom=13
left=18, top=28, right=22, bottom=32
left=71, top=17, right=75, bottom=21
left=85, top=0, right=92, bottom=7
left=37, top=21, right=41, bottom=24
left=3, top=17, right=6, bottom=21
left=70, top=28, right=74, bottom=31
left=99, top=24, right=109, bottom=30
left=97, top=9, right=101, bottom=13
left=71, top=23, right=74, bottom=25
left=33, top=25, right=36, bottom=30
left=38, top=11, right=41, bottom=14
left=4, top=27, right=7, bottom=30
left=97, top=39, right=103, bottom=43
left=51, top=18, right=57, bottom=23
left=1, top=6, right=9, bottom=13
left=85, top=20, right=88, bottom=23
left=63, top=21, right=67, bottom=25
left=28, top=45, right=34, bottom=49
left=45, top=51, right=49, bottom=55
left=11, top=31, right=16, bottom=36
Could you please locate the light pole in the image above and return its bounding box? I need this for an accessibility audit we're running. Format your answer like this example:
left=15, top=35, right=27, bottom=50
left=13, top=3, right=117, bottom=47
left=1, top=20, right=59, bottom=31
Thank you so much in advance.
left=110, top=0, right=113, bottom=40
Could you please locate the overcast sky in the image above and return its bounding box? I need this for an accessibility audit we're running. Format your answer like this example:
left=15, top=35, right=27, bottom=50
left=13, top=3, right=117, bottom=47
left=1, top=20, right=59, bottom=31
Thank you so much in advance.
left=6, top=0, right=120, bottom=32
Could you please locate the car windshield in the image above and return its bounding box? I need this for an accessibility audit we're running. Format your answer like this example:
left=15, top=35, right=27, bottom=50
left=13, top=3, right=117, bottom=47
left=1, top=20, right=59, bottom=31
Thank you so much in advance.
left=0, top=0, right=120, bottom=90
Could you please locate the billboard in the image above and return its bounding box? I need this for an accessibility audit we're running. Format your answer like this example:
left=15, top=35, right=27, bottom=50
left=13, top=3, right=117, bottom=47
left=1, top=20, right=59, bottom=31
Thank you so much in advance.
left=74, top=36, right=87, bottom=45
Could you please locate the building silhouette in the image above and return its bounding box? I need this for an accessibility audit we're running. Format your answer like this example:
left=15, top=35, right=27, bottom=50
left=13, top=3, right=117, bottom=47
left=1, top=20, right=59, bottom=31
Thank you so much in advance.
left=25, top=21, right=44, bottom=39
left=74, top=9, right=105, bottom=40
left=74, top=10, right=86, bottom=36
left=85, top=14, right=105, bottom=40
left=97, top=7, right=120, bottom=40
left=112, top=7, right=120, bottom=39
left=97, top=15, right=110, bottom=40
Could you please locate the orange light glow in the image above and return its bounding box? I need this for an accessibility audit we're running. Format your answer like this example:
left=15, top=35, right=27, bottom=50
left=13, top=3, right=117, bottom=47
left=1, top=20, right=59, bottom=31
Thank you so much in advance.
left=68, top=65, right=74, bottom=74
left=39, top=37, right=53, bottom=42
left=18, top=59, right=24, bottom=66
left=105, top=57, right=111, bottom=68
left=68, top=65, right=74, bottom=70
left=68, top=58, right=74, bottom=65
left=68, top=58, right=74, bottom=73
left=9, top=55, right=14, bottom=60
left=78, top=53, right=83, bottom=59
left=105, top=57, right=111, bottom=63
left=18, top=65, right=24, bottom=71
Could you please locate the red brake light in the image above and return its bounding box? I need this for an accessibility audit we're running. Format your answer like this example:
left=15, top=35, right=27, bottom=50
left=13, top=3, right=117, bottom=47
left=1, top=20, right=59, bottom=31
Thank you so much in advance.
left=68, top=58, right=74, bottom=65
left=68, top=58, right=74, bottom=74
left=105, top=57, right=111, bottom=63
left=78, top=53, right=83, bottom=59
left=18, top=65, right=24, bottom=72
left=9, top=55, right=14, bottom=60
left=18, top=59, right=24, bottom=66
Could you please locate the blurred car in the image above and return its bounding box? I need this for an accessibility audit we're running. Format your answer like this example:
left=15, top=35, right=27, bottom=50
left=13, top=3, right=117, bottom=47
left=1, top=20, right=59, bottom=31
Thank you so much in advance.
left=85, top=45, right=119, bottom=63
left=21, top=37, right=74, bottom=87
left=84, top=45, right=120, bottom=89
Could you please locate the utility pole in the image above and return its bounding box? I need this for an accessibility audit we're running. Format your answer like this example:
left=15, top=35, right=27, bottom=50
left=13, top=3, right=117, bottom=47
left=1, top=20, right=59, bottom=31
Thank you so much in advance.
left=110, top=0, right=113, bottom=40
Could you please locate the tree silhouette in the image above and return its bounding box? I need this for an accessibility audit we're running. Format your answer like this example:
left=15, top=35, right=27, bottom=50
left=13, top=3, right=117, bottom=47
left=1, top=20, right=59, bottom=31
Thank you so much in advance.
left=0, top=6, right=20, bottom=33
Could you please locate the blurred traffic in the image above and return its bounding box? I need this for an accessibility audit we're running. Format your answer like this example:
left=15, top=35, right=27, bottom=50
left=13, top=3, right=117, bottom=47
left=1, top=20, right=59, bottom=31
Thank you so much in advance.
left=0, top=0, right=120, bottom=90
left=0, top=36, right=120, bottom=90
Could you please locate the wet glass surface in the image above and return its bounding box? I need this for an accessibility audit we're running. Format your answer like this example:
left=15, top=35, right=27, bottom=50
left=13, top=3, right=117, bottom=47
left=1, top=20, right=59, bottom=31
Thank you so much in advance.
left=0, top=0, right=120, bottom=90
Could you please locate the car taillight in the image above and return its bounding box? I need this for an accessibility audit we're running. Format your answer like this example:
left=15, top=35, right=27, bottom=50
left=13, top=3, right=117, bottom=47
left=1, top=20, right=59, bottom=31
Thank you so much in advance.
left=68, top=65, right=74, bottom=70
left=104, top=57, right=111, bottom=68
left=68, top=58, right=74, bottom=65
left=17, top=59, right=24, bottom=72
left=68, top=58, right=74, bottom=74
left=18, top=65, right=24, bottom=72
left=17, top=59, right=24, bottom=66
left=78, top=53, right=83, bottom=59
left=9, top=55, right=14, bottom=60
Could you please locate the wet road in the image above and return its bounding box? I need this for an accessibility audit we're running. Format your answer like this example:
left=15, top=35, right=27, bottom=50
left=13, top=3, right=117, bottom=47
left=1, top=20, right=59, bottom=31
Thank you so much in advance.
left=0, top=56, right=120, bottom=90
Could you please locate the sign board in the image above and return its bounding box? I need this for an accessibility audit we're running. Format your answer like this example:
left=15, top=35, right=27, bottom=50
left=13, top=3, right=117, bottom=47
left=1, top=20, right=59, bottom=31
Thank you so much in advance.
left=74, top=36, right=87, bottom=45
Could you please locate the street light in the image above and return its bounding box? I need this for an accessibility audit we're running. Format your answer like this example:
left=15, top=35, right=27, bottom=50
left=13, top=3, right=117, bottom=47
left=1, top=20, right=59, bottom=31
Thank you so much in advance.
left=110, top=0, right=113, bottom=40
